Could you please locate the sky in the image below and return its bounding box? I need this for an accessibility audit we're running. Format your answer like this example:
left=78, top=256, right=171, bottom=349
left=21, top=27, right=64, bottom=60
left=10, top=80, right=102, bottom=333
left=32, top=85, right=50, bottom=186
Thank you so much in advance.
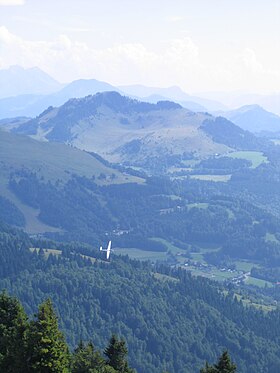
left=0, top=0, right=279, bottom=94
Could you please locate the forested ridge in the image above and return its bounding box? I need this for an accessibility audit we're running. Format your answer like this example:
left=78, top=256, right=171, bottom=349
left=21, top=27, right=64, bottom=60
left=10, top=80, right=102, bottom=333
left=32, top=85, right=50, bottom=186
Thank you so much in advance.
left=0, top=221, right=279, bottom=373
left=8, top=170, right=280, bottom=266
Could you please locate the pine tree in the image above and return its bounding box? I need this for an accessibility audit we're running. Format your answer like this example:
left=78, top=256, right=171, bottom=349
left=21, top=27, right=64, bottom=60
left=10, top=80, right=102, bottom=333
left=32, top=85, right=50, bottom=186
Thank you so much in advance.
left=72, top=340, right=107, bottom=373
left=214, top=351, right=236, bottom=373
left=200, top=351, right=237, bottom=373
left=26, top=298, right=70, bottom=372
left=200, top=361, right=217, bottom=373
left=104, top=334, right=134, bottom=373
left=0, top=291, right=28, bottom=372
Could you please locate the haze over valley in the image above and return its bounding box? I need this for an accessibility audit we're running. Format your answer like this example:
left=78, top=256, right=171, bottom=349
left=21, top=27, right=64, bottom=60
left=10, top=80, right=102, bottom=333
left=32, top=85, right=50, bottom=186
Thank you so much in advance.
left=0, top=1, right=280, bottom=372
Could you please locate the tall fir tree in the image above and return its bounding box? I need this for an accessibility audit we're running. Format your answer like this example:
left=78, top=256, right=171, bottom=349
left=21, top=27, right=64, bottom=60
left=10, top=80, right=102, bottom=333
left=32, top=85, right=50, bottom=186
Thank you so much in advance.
left=104, top=334, right=134, bottom=373
left=0, top=291, right=28, bottom=372
left=72, top=340, right=109, bottom=373
left=214, top=351, right=236, bottom=373
left=200, top=351, right=237, bottom=373
left=200, top=361, right=217, bottom=373
left=26, top=298, right=70, bottom=372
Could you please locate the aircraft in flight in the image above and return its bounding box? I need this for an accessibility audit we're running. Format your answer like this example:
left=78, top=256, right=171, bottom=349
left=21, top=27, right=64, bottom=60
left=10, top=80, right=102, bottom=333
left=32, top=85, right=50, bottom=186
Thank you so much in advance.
left=100, top=240, right=112, bottom=260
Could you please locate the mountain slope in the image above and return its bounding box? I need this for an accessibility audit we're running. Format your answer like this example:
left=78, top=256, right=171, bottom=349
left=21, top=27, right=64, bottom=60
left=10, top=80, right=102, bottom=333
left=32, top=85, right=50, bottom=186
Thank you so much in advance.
left=13, top=91, right=268, bottom=171
left=196, top=91, right=280, bottom=116
left=0, top=128, right=142, bottom=233
left=220, top=105, right=280, bottom=133
left=139, top=94, right=207, bottom=112
left=13, top=92, right=235, bottom=167
left=0, top=66, right=63, bottom=98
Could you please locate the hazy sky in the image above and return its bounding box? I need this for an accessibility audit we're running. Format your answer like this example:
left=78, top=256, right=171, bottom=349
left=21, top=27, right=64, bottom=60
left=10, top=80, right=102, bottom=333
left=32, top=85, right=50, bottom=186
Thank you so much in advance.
left=0, top=0, right=279, bottom=93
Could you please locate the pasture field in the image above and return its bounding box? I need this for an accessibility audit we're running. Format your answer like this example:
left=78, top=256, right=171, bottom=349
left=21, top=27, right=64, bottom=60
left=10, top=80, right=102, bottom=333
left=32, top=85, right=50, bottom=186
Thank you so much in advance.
left=190, top=174, right=231, bottom=182
left=115, top=247, right=167, bottom=261
left=227, top=151, right=268, bottom=168
left=245, top=276, right=274, bottom=288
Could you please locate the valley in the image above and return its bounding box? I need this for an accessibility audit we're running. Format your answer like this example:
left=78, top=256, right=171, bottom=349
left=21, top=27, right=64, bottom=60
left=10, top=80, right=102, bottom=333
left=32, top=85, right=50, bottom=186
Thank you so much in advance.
left=0, top=1, right=280, bottom=372
left=0, top=70, right=280, bottom=373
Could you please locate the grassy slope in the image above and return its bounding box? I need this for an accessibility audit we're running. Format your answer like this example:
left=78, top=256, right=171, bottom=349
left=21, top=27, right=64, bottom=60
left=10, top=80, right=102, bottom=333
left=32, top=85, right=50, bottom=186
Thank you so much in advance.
left=228, top=151, right=268, bottom=168
left=26, top=103, right=231, bottom=163
left=0, top=130, right=143, bottom=232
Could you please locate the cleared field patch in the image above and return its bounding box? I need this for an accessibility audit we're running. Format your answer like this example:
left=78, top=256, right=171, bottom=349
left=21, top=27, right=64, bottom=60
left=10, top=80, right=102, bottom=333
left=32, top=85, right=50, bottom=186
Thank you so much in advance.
left=30, top=248, right=104, bottom=264
left=0, top=183, right=62, bottom=234
left=181, top=159, right=200, bottom=167
left=187, top=202, right=209, bottom=210
left=190, top=174, right=231, bottom=182
left=265, top=232, right=279, bottom=244
left=151, top=237, right=182, bottom=254
left=233, top=260, right=259, bottom=272
left=115, top=247, right=167, bottom=261
left=30, top=248, right=62, bottom=258
left=227, top=151, right=268, bottom=168
left=184, top=265, right=235, bottom=281
left=245, top=276, right=274, bottom=288
left=223, top=291, right=277, bottom=312
left=153, top=272, right=179, bottom=283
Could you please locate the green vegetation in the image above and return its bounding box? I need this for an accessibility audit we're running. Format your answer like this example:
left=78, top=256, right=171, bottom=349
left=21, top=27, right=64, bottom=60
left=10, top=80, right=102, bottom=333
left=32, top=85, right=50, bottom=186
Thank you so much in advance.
left=0, top=292, right=134, bottom=373
left=187, top=202, right=209, bottom=210
left=115, top=247, right=167, bottom=261
left=0, top=129, right=143, bottom=232
left=0, top=221, right=280, bottom=372
left=200, top=351, right=236, bottom=373
left=244, top=276, right=274, bottom=288
left=4, top=168, right=280, bottom=275
left=228, top=151, right=268, bottom=168
left=0, top=130, right=141, bottom=185
left=190, top=175, right=231, bottom=182
left=265, top=232, right=279, bottom=244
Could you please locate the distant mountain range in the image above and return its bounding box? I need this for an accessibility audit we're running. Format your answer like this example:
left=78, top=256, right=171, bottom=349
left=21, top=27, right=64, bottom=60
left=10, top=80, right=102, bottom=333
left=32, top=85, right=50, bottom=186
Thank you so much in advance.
left=0, top=75, right=221, bottom=119
left=0, top=76, right=120, bottom=118
left=119, top=84, right=227, bottom=111
left=0, top=65, right=279, bottom=136
left=0, top=65, right=63, bottom=98
left=218, top=105, right=280, bottom=134
left=196, top=91, right=280, bottom=116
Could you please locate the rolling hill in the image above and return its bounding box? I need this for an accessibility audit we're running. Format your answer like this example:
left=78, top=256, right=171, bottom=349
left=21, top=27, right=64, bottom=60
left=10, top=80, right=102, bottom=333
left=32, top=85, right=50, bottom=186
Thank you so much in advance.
left=1, top=98, right=280, bottom=276
left=12, top=91, right=266, bottom=170
left=219, top=105, right=280, bottom=134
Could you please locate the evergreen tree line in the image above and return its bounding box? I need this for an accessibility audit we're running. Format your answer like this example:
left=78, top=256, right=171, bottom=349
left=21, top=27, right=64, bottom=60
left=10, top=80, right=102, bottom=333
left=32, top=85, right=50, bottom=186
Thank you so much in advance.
left=0, top=291, right=134, bottom=373
left=0, top=291, right=237, bottom=373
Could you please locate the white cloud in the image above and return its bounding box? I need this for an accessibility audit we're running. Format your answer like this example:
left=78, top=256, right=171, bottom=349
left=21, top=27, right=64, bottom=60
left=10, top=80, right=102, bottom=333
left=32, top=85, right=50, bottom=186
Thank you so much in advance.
left=166, top=16, right=184, bottom=23
left=0, top=26, right=279, bottom=93
left=242, top=48, right=264, bottom=74
left=0, top=27, right=200, bottom=85
left=0, top=0, right=25, bottom=5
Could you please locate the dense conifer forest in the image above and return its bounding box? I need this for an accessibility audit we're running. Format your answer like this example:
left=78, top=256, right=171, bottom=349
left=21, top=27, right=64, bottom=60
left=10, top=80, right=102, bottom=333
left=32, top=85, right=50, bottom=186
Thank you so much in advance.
left=0, top=221, right=279, bottom=372
left=0, top=291, right=238, bottom=373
